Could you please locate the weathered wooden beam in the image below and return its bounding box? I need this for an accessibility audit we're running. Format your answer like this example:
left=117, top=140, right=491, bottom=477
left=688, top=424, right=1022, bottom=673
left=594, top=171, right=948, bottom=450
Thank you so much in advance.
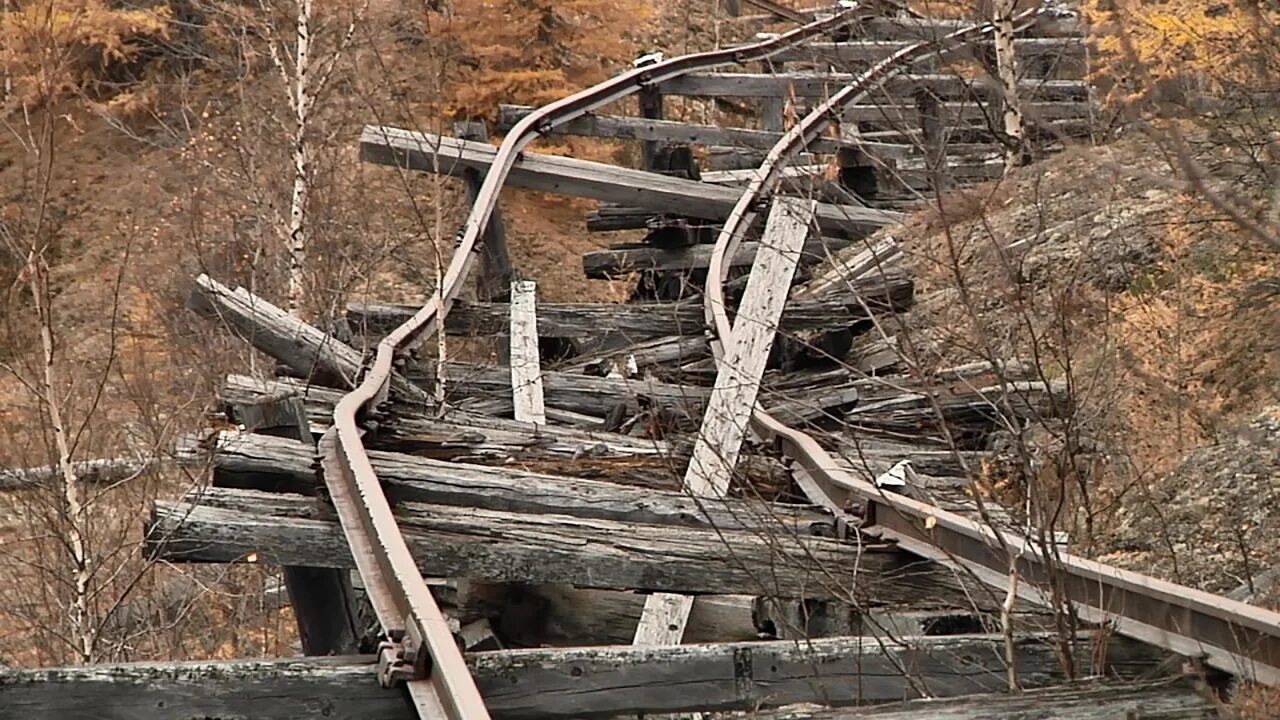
left=187, top=274, right=430, bottom=404
left=518, top=586, right=760, bottom=645
left=347, top=271, right=914, bottom=340
left=147, top=486, right=981, bottom=604
left=508, top=280, right=546, bottom=424
left=455, top=121, right=513, bottom=302
left=216, top=375, right=794, bottom=496
left=582, top=236, right=852, bottom=277
left=227, top=391, right=361, bottom=657
left=181, top=430, right=829, bottom=533
left=359, top=127, right=902, bottom=238
left=497, top=104, right=856, bottom=154
left=660, top=73, right=1090, bottom=101
left=638, top=197, right=815, bottom=646
left=0, top=636, right=1160, bottom=719
left=735, top=681, right=1216, bottom=719
left=768, top=37, right=1086, bottom=65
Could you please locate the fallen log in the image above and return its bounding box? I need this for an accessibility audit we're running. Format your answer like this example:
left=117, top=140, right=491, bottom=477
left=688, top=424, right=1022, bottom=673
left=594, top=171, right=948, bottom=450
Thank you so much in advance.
left=179, top=430, right=829, bottom=533
left=187, top=274, right=430, bottom=405
left=359, top=128, right=903, bottom=238
left=146, top=486, right=987, bottom=606
left=0, top=635, right=1159, bottom=719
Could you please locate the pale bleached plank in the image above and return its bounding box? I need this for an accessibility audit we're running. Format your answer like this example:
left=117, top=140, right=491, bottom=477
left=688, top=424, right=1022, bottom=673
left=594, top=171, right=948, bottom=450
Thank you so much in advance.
left=635, top=197, right=816, bottom=647
left=508, top=279, right=546, bottom=424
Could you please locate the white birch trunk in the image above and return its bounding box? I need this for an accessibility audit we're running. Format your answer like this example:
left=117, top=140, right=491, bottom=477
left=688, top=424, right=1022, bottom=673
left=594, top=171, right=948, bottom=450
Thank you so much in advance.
left=286, top=0, right=313, bottom=317
left=993, top=0, right=1027, bottom=171
left=27, top=255, right=94, bottom=663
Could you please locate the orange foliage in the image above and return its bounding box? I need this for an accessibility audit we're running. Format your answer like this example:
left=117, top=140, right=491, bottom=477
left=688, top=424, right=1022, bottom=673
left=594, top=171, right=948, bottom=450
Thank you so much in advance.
left=442, top=0, right=652, bottom=121
left=0, top=0, right=170, bottom=107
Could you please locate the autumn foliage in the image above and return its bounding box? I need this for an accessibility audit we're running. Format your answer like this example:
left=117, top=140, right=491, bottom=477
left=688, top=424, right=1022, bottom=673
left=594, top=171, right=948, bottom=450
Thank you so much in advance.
left=0, top=0, right=170, bottom=107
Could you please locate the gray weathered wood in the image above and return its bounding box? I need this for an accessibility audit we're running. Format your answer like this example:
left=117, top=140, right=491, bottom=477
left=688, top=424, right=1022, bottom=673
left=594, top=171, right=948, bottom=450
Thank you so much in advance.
left=147, top=486, right=983, bottom=605
left=0, top=635, right=1160, bottom=719
left=768, top=37, right=1086, bottom=65
left=497, top=104, right=855, bottom=154
left=638, top=198, right=813, bottom=647
left=508, top=280, right=546, bottom=424
left=660, top=73, right=1089, bottom=101
left=228, top=391, right=360, bottom=657
left=215, top=375, right=795, bottom=495
left=582, top=236, right=851, bottom=277
left=688, top=197, right=814, bottom=497
left=735, top=681, right=1215, bottom=719
left=188, top=274, right=430, bottom=404
left=348, top=272, right=914, bottom=340
left=519, top=586, right=760, bottom=645
left=359, top=127, right=902, bottom=238
left=455, top=121, right=513, bottom=302
left=181, top=430, right=829, bottom=533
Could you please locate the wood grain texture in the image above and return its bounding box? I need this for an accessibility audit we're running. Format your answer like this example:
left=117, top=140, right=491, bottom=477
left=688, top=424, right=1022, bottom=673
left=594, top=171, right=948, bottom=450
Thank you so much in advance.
left=508, top=280, right=546, bottom=424
left=0, top=636, right=1160, bottom=719
left=183, top=430, right=829, bottom=532
left=359, top=128, right=902, bottom=238
left=660, top=73, right=1089, bottom=100
left=147, top=487, right=984, bottom=605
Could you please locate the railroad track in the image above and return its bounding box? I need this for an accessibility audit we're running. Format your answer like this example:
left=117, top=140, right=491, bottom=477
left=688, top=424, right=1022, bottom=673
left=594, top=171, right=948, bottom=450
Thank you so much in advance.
left=4, top=3, right=1277, bottom=719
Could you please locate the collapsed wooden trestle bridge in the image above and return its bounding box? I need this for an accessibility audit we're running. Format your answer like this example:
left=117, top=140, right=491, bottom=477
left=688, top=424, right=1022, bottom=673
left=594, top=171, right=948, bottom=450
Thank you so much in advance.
left=5, top=3, right=1279, bottom=718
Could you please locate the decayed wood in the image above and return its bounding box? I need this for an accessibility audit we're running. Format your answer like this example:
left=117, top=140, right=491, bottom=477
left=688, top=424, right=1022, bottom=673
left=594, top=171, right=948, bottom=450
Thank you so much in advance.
left=181, top=430, right=829, bottom=533
left=0, top=457, right=155, bottom=491
left=226, top=391, right=361, bottom=658
left=187, top=274, right=430, bottom=404
left=497, top=104, right=855, bottom=154
left=515, top=586, right=759, bottom=645
left=344, top=271, right=910, bottom=343
left=455, top=121, right=513, bottom=302
left=768, top=37, right=1086, bottom=65
left=638, top=197, right=814, bottom=647
left=216, top=375, right=794, bottom=495
left=661, top=73, right=1090, bottom=101
left=0, top=635, right=1159, bottom=719
left=147, top=486, right=983, bottom=604
left=742, top=681, right=1215, bottom=720
left=359, top=127, right=902, bottom=237
left=508, top=280, right=546, bottom=424
left=582, top=237, right=852, bottom=277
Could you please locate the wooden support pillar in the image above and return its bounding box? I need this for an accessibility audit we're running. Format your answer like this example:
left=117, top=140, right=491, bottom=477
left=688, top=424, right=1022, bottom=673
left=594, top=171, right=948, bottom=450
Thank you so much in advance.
left=638, top=86, right=664, bottom=171
left=759, top=59, right=785, bottom=133
left=634, top=197, right=817, bottom=646
left=508, top=279, right=546, bottom=424
left=233, top=391, right=362, bottom=656
left=454, top=121, right=512, bottom=303
left=915, top=90, right=949, bottom=192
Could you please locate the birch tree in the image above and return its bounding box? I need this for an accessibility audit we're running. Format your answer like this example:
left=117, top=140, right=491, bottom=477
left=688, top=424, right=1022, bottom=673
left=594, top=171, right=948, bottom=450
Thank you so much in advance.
left=993, top=0, right=1028, bottom=170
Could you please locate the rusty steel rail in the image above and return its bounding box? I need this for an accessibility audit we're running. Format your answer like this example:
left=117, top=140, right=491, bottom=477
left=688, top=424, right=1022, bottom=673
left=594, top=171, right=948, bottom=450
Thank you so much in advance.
left=320, top=5, right=892, bottom=718
left=700, top=12, right=1280, bottom=689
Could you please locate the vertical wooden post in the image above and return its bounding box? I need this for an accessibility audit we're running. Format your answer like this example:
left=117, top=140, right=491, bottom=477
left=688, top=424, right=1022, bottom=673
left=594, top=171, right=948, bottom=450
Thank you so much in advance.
left=638, top=86, right=664, bottom=171
left=916, top=89, right=949, bottom=192
left=454, top=121, right=513, bottom=302
left=509, top=279, right=546, bottom=425
left=234, top=391, right=362, bottom=656
left=759, top=59, right=786, bottom=133
left=633, top=197, right=816, bottom=647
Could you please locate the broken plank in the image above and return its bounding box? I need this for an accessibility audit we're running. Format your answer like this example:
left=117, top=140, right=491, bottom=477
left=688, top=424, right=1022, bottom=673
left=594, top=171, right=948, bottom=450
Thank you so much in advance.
left=182, top=430, right=829, bottom=533
left=359, top=127, right=902, bottom=238
left=637, top=197, right=816, bottom=647
left=496, top=104, right=855, bottom=154
left=0, top=635, right=1160, bottom=719
left=146, top=487, right=969, bottom=604
left=187, top=274, right=430, bottom=405
left=508, top=280, right=546, bottom=424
